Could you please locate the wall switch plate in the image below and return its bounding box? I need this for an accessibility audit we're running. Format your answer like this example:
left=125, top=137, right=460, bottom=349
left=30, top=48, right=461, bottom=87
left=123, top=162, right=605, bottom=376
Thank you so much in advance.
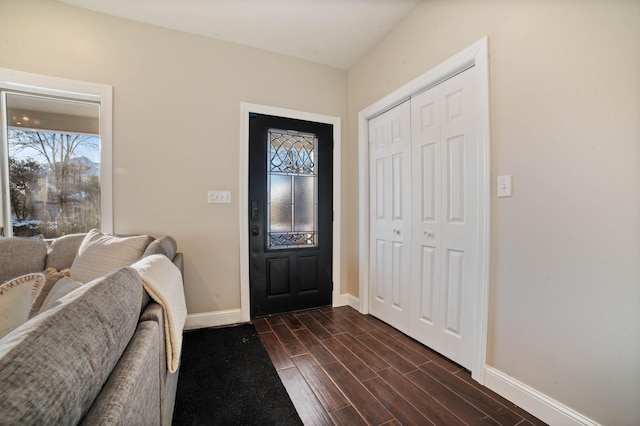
left=208, top=191, right=231, bottom=204
left=497, top=175, right=512, bottom=198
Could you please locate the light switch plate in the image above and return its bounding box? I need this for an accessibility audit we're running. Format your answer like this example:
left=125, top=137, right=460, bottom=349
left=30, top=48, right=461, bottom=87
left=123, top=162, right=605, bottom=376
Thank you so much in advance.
left=497, top=175, right=512, bottom=198
left=208, top=191, right=231, bottom=204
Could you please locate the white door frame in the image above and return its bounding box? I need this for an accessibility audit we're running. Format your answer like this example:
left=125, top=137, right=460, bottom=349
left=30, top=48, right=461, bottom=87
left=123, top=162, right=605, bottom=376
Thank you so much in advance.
left=358, top=38, right=491, bottom=383
left=239, top=102, right=342, bottom=322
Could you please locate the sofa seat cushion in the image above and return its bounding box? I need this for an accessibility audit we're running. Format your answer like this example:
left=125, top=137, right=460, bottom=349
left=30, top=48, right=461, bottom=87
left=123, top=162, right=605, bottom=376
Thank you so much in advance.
left=0, top=267, right=143, bottom=425
left=71, top=229, right=152, bottom=283
left=0, top=237, right=48, bottom=283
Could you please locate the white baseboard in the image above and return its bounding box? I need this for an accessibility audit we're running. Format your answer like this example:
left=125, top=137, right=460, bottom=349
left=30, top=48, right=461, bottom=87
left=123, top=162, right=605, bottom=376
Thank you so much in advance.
left=332, top=293, right=360, bottom=310
left=332, top=293, right=350, bottom=307
left=346, top=294, right=360, bottom=310
left=483, top=366, right=600, bottom=426
left=184, top=309, right=243, bottom=330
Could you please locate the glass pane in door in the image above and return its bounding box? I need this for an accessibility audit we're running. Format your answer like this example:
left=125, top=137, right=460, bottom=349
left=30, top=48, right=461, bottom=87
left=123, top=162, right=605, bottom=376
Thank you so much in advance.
left=266, top=128, right=317, bottom=249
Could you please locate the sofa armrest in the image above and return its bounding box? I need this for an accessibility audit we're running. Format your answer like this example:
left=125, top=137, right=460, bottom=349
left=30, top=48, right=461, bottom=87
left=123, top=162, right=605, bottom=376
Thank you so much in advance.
left=140, top=302, right=181, bottom=426
left=81, top=321, right=161, bottom=426
left=172, top=253, right=184, bottom=277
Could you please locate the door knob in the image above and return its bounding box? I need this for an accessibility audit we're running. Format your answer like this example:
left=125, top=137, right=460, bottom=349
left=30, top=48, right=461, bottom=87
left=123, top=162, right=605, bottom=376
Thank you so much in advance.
left=251, top=224, right=260, bottom=236
left=424, top=231, right=432, bottom=238
left=393, top=229, right=401, bottom=235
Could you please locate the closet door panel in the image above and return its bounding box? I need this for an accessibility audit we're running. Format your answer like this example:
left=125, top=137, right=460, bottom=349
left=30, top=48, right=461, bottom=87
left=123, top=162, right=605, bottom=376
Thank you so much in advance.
left=439, top=69, right=478, bottom=369
left=368, top=100, right=412, bottom=333
left=410, top=85, right=443, bottom=346
left=409, top=67, right=478, bottom=370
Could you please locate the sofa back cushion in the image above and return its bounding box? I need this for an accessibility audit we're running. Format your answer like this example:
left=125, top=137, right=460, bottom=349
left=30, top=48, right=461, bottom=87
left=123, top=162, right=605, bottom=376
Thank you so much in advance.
left=46, top=233, right=87, bottom=271
left=0, top=267, right=143, bottom=425
left=0, top=237, right=48, bottom=283
left=143, top=235, right=177, bottom=260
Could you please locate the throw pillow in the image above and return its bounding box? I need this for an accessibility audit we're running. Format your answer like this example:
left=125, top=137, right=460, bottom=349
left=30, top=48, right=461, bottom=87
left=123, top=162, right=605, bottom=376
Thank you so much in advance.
left=29, top=268, right=69, bottom=318
left=0, top=273, right=44, bottom=338
left=38, top=277, right=83, bottom=313
left=70, top=229, right=152, bottom=283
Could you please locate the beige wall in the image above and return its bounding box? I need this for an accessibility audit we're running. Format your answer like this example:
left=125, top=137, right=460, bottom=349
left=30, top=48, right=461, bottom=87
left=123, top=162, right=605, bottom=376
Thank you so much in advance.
left=0, top=0, right=347, bottom=314
left=348, top=0, right=639, bottom=423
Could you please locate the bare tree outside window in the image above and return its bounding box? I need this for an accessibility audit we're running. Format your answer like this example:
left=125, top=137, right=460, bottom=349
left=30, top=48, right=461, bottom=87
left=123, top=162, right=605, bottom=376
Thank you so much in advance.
left=8, top=157, right=41, bottom=223
left=8, top=129, right=100, bottom=238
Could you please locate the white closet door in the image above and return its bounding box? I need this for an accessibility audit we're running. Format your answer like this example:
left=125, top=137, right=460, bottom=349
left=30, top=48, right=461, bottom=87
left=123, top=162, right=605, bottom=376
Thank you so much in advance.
left=409, top=67, right=478, bottom=369
left=368, top=100, right=412, bottom=333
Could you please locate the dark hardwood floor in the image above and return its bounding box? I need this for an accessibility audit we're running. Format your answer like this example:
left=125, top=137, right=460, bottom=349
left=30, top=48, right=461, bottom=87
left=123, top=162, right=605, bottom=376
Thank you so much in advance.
left=254, top=306, right=546, bottom=426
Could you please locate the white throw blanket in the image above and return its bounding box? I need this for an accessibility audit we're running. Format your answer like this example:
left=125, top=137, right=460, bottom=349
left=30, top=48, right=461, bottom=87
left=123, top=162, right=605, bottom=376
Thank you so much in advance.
left=131, top=254, right=186, bottom=373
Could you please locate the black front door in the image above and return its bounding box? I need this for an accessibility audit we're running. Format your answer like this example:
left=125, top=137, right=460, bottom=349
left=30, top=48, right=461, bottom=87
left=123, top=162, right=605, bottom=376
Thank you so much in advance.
left=249, top=113, right=333, bottom=318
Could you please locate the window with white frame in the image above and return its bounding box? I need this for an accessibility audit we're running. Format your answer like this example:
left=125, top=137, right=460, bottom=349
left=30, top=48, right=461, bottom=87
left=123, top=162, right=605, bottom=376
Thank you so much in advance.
left=0, top=69, right=112, bottom=238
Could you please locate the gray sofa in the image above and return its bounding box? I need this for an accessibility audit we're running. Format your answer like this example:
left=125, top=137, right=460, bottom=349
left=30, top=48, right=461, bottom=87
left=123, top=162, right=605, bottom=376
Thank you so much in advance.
left=0, top=233, right=184, bottom=425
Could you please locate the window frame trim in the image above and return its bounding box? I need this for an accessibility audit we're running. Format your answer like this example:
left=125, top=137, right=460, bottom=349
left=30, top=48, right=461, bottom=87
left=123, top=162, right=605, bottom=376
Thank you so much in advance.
left=0, top=67, right=113, bottom=236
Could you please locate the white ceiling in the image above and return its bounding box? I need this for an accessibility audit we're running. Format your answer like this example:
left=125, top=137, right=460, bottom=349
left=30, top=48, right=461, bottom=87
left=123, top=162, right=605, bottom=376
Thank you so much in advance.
left=57, top=0, right=421, bottom=70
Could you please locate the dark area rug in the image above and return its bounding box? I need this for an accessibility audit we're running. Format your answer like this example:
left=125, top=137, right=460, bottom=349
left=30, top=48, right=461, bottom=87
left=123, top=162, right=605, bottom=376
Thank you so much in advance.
left=172, top=323, right=302, bottom=426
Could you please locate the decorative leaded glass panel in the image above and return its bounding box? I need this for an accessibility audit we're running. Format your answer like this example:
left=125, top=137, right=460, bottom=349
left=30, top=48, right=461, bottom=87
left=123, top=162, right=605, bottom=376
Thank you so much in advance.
left=267, top=129, right=318, bottom=249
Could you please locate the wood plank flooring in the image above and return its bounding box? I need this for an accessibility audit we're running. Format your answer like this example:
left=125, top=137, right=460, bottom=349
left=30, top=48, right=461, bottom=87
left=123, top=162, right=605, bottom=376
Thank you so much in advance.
left=254, top=306, right=546, bottom=426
